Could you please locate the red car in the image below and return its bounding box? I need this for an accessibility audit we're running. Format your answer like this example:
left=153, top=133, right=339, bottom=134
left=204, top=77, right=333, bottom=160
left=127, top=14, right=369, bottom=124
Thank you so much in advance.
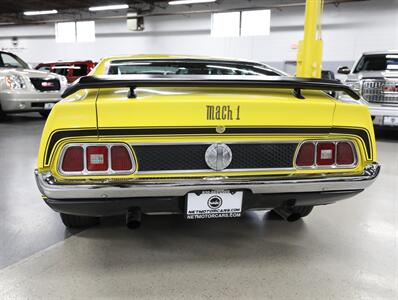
left=35, top=60, right=97, bottom=84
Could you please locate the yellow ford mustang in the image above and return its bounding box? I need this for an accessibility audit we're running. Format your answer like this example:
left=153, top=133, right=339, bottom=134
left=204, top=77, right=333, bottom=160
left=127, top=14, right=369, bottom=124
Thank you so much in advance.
left=35, top=55, right=380, bottom=228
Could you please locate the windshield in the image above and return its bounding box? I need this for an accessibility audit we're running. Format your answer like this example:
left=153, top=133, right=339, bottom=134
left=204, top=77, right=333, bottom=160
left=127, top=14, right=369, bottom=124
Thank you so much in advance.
left=0, top=52, right=30, bottom=69
left=107, top=60, right=281, bottom=76
left=354, top=54, right=398, bottom=73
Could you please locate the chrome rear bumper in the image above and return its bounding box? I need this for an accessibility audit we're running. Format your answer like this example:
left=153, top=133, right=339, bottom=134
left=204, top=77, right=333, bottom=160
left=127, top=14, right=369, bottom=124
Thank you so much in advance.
left=35, top=163, right=380, bottom=200
left=368, top=103, right=398, bottom=126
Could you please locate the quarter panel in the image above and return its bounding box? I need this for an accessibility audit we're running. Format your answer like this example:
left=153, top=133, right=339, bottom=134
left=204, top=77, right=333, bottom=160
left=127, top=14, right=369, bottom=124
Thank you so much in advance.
left=36, top=90, right=98, bottom=169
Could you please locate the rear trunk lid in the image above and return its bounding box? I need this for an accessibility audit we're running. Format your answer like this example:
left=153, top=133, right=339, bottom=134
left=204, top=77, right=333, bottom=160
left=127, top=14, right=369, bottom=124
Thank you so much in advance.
left=95, top=87, right=336, bottom=129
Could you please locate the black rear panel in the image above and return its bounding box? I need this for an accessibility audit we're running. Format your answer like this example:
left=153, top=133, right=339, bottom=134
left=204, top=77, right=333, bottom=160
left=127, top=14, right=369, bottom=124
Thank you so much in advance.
left=30, top=78, right=60, bottom=92
left=132, top=143, right=298, bottom=172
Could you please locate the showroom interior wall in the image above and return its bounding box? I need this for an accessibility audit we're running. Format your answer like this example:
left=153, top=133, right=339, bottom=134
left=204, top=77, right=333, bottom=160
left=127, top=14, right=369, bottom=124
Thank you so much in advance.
left=0, top=0, right=397, bottom=72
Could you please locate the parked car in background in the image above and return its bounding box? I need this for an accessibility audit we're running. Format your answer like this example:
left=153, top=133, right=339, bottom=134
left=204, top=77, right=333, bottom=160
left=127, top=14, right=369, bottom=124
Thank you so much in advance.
left=35, top=60, right=97, bottom=84
left=35, top=55, right=379, bottom=229
left=338, top=51, right=398, bottom=127
left=0, top=51, right=67, bottom=120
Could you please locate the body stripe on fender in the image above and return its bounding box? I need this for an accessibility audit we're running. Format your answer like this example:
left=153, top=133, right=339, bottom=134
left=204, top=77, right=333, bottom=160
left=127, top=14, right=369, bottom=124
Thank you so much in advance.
left=44, top=126, right=372, bottom=165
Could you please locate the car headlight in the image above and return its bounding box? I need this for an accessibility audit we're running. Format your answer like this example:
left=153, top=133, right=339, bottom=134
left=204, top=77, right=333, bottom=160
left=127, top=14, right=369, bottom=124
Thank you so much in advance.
left=4, top=75, right=27, bottom=90
left=345, top=81, right=360, bottom=92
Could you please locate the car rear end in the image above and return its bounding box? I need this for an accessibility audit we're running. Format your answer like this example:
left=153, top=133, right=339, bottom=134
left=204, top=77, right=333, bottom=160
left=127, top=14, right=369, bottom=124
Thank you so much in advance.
left=35, top=73, right=380, bottom=226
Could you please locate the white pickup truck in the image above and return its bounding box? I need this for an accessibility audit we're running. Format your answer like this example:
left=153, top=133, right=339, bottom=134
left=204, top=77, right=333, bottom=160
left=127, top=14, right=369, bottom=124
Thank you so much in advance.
left=338, top=51, right=398, bottom=127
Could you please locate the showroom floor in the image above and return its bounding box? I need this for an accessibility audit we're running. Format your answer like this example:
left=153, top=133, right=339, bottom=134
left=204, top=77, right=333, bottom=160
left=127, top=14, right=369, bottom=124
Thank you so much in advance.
left=0, top=114, right=397, bottom=299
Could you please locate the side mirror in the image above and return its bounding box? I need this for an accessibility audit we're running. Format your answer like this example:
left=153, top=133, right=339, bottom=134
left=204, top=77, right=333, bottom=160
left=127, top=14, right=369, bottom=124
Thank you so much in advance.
left=321, top=70, right=336, bottom=80
left=337, top=66, right=351, bottom=74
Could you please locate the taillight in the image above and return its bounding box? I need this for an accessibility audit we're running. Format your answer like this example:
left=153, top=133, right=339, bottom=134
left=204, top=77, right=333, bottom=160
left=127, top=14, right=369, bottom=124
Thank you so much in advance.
left=337, top=142, right=355, bottom=165
left=316, top=142, right=336, bottom=166
left=86, top=146, right=108, bottom=171
left=111, top=146, right=133, bottom=171
left=296, top=141, right=356, bottom=168
left=60, top=144, right=134, bottom=175
left=296, top=143, right=315, bottom=167
left=61, top=146, right=84, bottom=172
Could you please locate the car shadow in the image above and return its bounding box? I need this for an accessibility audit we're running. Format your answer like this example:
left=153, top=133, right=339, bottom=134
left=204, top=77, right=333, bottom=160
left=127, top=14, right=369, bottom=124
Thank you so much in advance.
left=0, top=113, right=45, bottom=124
left=68, top=211, right=310, bottom=270
left=374, top=127, right=398, bottom=141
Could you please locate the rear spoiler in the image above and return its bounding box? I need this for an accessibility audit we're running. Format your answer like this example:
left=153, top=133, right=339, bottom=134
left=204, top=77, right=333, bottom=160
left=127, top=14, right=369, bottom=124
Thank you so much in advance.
left=62, top=75, right=360, bottom=100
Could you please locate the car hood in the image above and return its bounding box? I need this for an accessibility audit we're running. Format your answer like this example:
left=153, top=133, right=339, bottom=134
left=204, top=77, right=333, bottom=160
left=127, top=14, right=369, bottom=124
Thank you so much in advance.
left=0, top=68, right=63, bottom=80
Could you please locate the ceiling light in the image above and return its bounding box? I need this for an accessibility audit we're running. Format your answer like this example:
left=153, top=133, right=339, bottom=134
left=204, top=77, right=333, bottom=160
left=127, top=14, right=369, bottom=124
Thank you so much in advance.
left=169, top=0, right=216, bottom=5
left=23, top=10, right=58, bottom=16
left=88, top=4, right=129, bottom=11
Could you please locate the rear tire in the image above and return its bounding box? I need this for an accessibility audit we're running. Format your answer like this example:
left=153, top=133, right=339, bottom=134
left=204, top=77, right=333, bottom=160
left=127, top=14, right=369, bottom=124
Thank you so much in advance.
left=39, top=111, right=50, bottom=119
left=60, top=213, right=100, bottom=228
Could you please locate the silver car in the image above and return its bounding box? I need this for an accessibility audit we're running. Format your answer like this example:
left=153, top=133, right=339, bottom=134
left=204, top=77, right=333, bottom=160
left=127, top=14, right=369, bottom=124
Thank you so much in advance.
left=0, top=51, right=67, bottom=120
left=337, top=51, right=398, bottom=127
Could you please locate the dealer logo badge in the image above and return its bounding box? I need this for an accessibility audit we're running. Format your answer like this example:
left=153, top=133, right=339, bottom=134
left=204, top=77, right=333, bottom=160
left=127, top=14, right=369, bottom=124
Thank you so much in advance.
left=205, top=143, right=232, bottom=171
left=207, top=196, right=223, bottom=210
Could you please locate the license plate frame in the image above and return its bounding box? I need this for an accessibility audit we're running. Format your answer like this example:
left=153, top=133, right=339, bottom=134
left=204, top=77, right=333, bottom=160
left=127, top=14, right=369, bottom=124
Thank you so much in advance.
left=383, top=116, right=398, bottom=126
left=185, top=190, right=243, bottom=220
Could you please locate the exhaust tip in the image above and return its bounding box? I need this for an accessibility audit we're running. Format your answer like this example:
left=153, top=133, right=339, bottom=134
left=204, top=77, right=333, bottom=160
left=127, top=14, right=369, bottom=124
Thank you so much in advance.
left=272, top=207, right=302, bottom=222
left=286, top=213, right=301, bottom=222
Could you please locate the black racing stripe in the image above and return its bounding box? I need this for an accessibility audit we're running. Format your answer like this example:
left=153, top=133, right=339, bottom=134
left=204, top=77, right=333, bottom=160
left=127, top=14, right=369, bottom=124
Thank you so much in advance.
left=45, top=129, right=98, bottom=164
left=45, top=127, right=372, bottom=165
left=97, top=127, right=372, bottom=156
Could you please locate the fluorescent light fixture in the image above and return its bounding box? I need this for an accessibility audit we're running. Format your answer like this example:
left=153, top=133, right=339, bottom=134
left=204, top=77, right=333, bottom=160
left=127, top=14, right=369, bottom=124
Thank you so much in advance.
left=169, top=0, right=216, bottom=5
left=24, top=10, right=58, bottom=16
left=88, top=4, right=128, bottom=11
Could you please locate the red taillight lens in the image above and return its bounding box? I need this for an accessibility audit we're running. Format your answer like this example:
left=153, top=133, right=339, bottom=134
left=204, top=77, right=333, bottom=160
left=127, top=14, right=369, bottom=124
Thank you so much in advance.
left=111, top=146, right=132, bottom=171
left=337, top=142, right=355, bottom=165
left=86, top=146, right=108, bottom=171
left=62, top=146, right=84, bottom=172
left=296, top=140, right=356, bottom=169
left=296, top=143, right=315, bottom=166
left=316, top=142, right=336, bottom=166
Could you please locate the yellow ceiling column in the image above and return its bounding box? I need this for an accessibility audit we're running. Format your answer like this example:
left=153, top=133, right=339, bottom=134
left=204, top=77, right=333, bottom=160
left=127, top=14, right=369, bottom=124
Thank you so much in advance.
left=296, top=0, right=324, bottom=78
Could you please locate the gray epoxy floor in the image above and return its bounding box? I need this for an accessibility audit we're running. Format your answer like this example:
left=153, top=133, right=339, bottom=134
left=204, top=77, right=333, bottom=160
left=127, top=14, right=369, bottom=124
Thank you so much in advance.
left=0, top=114, right=397, bottom=299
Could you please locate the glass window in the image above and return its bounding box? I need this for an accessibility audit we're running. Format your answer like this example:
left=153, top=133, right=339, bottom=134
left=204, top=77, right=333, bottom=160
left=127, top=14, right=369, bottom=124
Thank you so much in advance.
left=55, top=22, right=76, bottom=43
left=107, top=60, right=281, bottom=76
left=55, top=21, right=95, bottom=43
left=72, top=64, right=88, bottom=76
left=211, top=12, right=240, bottom=37
left=241, top=10, right=271, bottom=36
left=52, top=65, right=70, bottom=76
left=354, top=54, right=398, bottom=73
left=0, top=53, right=29, bottom=69
left=76, top=21, right=95, bottom=43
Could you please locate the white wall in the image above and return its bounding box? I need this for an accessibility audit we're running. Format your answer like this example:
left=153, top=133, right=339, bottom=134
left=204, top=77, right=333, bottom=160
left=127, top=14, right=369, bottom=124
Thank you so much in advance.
left=0, top=0, right=397, bottom=70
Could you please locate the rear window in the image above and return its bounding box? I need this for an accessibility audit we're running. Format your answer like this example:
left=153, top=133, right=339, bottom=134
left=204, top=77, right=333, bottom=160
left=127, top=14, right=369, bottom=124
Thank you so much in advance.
left=354, top=54, right=398, bottom=73
left=72, top=64, right=88, bottom=76
left=53, top=65, right=70, bottom=76
left=107, top=60, right=281, bottom=76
